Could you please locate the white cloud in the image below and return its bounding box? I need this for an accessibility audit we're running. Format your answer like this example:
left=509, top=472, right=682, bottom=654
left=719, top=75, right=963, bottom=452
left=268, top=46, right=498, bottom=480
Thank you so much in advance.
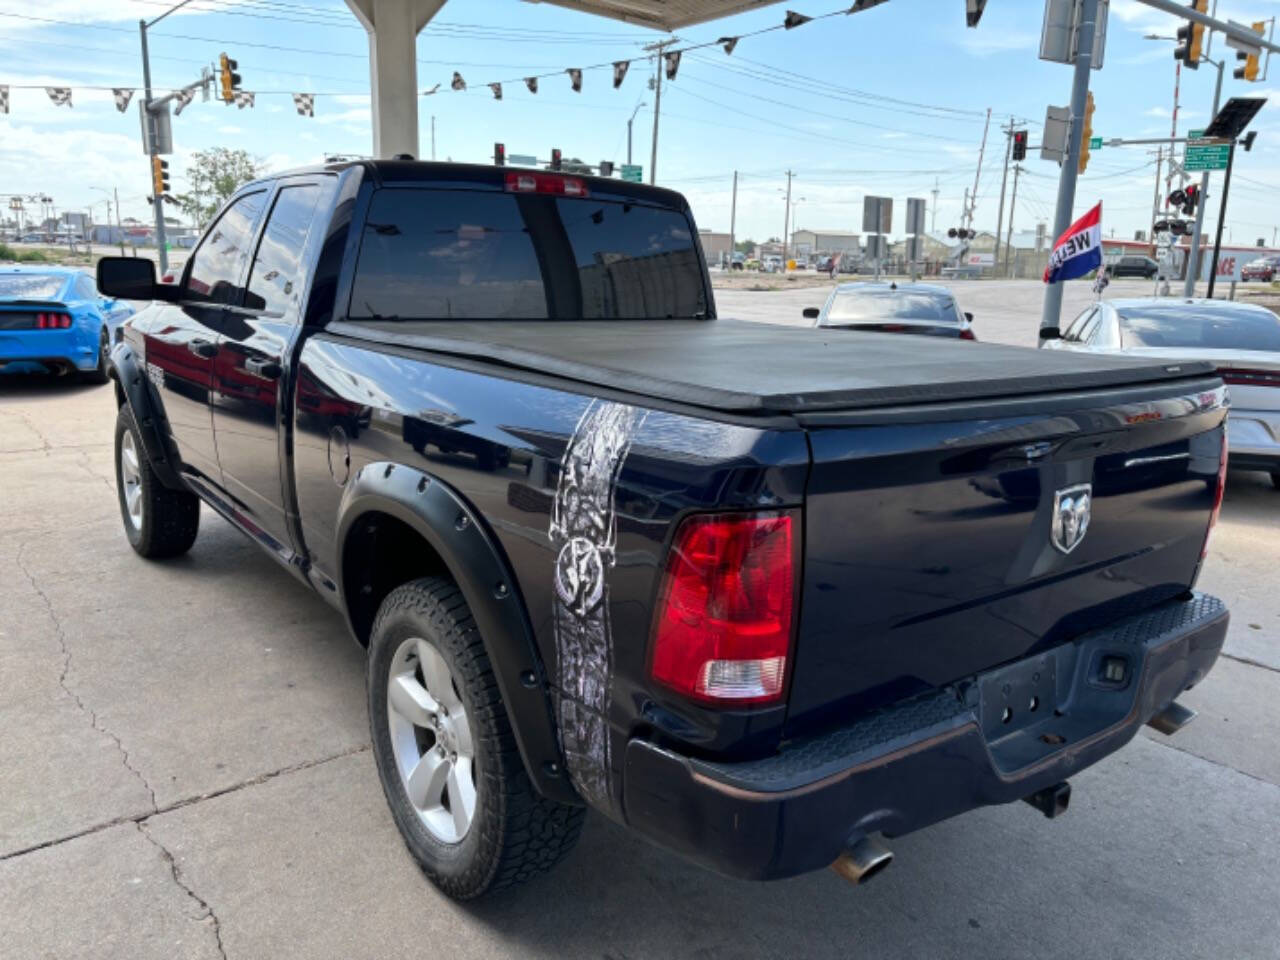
left=217, top=125, right=243, bottom=134
left=954, top=29, right=1038, bottom=57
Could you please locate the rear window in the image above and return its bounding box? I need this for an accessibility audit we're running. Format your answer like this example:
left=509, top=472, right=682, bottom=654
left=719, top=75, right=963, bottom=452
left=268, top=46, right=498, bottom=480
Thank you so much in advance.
left=823, top=289, right=958, bottom=325
left=0, top=274, right=65, bottom=300
left=350, top=187, right=707, bottom=321
left=1119, top=304, right=1280, bottom=351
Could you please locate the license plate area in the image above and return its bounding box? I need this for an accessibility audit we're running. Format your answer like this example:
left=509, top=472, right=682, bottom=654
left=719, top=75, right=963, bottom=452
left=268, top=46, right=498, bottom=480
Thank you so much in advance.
left=979, top=653, right=1058, bottom=742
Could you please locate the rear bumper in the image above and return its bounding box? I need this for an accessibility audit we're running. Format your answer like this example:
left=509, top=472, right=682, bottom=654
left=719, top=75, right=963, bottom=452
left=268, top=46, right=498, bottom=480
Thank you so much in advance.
left=622, top=593, right=1227, bottom=881
left=0, top=329, right=98, bottom=371
left=1228, top=408, right=1280, bottom=471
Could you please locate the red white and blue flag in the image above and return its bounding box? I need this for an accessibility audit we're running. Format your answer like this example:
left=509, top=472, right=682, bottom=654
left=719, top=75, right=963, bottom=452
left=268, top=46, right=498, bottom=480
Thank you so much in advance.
left=1043, top=202, right=1102, bottom=284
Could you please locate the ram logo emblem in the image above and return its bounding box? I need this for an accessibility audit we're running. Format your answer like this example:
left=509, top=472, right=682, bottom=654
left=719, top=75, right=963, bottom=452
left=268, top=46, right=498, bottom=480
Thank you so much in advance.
left=1051, top=483, right=1092, bottom=555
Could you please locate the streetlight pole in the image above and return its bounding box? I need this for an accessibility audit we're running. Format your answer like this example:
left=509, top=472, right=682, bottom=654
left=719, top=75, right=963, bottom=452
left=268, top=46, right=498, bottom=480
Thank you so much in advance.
left=627, top=101, right=646, bottom=166
left=1185, top=58, right=1223, bottom=296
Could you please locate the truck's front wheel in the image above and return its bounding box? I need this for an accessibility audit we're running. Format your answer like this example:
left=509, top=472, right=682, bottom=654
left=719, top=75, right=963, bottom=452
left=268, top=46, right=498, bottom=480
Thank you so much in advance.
left=367, top=577, right=584, bottom=899
left=114, top=406, right=200, bottom=558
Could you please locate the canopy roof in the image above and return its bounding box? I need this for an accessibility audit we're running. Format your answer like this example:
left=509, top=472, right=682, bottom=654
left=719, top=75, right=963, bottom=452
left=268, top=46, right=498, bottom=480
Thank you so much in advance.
left=523, top=0, right=783, bottom=31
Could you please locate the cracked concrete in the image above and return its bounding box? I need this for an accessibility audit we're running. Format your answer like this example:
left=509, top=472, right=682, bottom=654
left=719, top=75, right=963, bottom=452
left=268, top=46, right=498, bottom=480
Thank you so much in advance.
left=2, top=295, right=1280, bottom=960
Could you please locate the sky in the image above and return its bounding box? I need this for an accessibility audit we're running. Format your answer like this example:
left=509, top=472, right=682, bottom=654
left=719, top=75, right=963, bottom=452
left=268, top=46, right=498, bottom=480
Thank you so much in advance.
left=1, top=0, right=1279, bottom=247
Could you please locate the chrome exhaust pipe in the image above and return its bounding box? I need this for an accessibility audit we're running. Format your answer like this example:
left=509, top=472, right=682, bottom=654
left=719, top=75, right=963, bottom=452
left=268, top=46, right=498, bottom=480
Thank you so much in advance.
left=1147, top=701, right=1197, bottom=736
left=831, top=836, right=893, bottom=886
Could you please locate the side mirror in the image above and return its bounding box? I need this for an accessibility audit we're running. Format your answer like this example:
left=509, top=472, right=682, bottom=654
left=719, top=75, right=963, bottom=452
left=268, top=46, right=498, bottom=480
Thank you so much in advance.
left=964, top=312, right=974, bottom=323
left=1039, top=326, right=1061, bottom=341
left=96, top=256, right=178, bottom=302
left=802, top=307, right=820, bottom=320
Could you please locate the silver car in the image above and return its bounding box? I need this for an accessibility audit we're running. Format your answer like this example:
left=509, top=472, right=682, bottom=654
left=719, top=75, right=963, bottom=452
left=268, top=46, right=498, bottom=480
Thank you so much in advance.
left=804, top=282, right=976, bottom=339
left=1042, top=298, right=1280, bottom=486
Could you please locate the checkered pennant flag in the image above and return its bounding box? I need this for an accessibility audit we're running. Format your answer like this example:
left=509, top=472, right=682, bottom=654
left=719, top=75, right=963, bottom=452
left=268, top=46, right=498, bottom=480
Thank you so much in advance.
left=524, top=76, right=538, bottom=94
left=112, top=88, right=134, bottom=112
left=0, top=86, right=8, bottom=115
left=46, top=87, right=72, bottom=108
left=292, top=93, right=315, bottom=117
left=612, top=60, right=629, bottom=88
left=233, top=90, right=255, bottom=109
left=451, top=72, right=466, bottom=91
left=488, top=83, right=502, bottom=101
left=664, top=51, right=681, bottom=81
left=567, top=68, right=582, bottom=93
left=718, top=36, right=739, bottom=55
left=172, top=88, right=195, bottom=116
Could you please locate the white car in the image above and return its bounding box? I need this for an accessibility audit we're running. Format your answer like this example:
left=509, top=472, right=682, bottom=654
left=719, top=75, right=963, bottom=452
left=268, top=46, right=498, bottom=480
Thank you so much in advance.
left=1042, top=298, right=1280, bottom=487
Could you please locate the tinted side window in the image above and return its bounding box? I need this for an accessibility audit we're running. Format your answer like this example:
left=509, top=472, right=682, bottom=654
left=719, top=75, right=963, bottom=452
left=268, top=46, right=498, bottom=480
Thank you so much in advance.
left=246, top=184, right=324, bottom=318
left=186, top=191, right=267, bottom=305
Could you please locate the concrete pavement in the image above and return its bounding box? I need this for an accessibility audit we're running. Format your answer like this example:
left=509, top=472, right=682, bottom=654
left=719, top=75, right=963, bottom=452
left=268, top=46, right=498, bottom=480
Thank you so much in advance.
left=1, top=286, right=1278, bottom=959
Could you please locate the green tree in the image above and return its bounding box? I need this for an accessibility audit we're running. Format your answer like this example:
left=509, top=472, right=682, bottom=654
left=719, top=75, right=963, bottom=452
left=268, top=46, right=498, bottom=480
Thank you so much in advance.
left=174, top=147, right=265, bottom=228
left=734, top=238, right=754, bottom=254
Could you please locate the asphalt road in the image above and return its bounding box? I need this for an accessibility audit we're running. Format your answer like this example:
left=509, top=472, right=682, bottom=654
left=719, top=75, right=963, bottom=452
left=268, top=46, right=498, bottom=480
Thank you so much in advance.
left=2, top=281, right=1278, bottom=959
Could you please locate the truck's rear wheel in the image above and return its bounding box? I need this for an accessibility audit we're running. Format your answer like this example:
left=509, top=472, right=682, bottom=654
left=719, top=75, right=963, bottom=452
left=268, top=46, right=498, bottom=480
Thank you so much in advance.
left=1271, top=469, right=1280, bottom=490
left=114, top=405, right=200, bottom=558
left=367, top=577, right=584, bottom=899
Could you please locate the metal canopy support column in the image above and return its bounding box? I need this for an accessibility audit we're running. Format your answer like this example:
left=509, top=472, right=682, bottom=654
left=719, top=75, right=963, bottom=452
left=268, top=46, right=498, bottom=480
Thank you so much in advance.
left=346, top=0, right=446, bottom=159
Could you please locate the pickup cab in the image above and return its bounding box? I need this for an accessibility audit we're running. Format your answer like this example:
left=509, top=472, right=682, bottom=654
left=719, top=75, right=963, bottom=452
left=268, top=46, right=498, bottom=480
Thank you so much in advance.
left=98, top=161, right=1230, bottom=900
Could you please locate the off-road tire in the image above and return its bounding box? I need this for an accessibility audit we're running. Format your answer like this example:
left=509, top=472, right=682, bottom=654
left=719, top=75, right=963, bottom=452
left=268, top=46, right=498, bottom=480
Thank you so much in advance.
left=368, top=577, right=585, bottom=899
left=114, top=405, right=200, bottom=558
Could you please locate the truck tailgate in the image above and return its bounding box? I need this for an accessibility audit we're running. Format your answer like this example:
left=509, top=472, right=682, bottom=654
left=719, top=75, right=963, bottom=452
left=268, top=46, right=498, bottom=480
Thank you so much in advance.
left=787, top=376, right=1227, bottom=731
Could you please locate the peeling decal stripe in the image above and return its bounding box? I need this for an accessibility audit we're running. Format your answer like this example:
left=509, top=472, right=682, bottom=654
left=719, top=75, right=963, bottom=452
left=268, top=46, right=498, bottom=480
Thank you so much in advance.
left=548, top=399, right=646, bottom=806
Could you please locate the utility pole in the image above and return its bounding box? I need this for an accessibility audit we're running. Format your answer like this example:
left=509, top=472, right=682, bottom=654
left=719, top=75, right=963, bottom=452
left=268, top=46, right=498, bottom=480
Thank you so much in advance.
left=1040, top=0, right=1099, bottom=336
left=782, top=170, right=794, bottom=264
left=1005, top=164, right=1021, bottom=277
left=139, top=18, right=167, bottom=275
left=993, top=116, right=1013, bottom=270
left=115, top=186, right=125, bottom=255
left=931, top=178, right=939, bottom=234
left=965, top=107, right=992, bottom=232
left=729, top=170, right=738, bottom=263
left=1184, top=58, right=1224, bottom=296
left=645, top=38, right=678, bottom=186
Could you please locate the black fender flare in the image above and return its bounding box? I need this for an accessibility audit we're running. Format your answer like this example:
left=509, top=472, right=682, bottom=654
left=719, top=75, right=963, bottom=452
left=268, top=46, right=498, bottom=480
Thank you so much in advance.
left=336, top=461, right=581, bottom=806
left=109, top=341, right=185, bottom=491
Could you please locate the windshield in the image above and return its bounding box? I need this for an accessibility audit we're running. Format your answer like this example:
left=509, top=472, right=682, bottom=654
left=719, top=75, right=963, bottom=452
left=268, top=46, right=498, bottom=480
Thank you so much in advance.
left=1119, top=304, right=1280, bottom=351
left=823, top=289, right=958, bottom=325
left=350, top=187, right=708, bottom=321
left=0, top=273, right=65, bottom=300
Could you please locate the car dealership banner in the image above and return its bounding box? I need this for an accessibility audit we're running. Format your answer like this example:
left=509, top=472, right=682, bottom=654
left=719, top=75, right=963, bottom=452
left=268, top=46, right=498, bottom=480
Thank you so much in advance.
left=1197, top=248, right=1252, bottom=283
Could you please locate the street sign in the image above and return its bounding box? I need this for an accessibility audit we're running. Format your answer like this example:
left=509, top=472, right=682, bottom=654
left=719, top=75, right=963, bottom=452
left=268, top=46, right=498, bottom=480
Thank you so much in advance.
left=1039, top=0, right=1108, bottom=69
left=1185, top=130, right=1230, bottom=171
left=508, top=153, right=537, bottom=166
left=1042, top=105, right=1069, bottom=162
left=1089, top=136, right=1102, bottom=149
left=906, top=197, right=926, bottom=236
left=862, top=196, right=892, bottom=234
left=621, top=164, right=643, bottom=182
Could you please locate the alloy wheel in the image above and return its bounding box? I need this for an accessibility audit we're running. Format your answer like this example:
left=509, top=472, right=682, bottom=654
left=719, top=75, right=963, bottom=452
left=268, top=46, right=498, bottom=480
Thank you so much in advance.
left=119, top=431, right=143, bottom=531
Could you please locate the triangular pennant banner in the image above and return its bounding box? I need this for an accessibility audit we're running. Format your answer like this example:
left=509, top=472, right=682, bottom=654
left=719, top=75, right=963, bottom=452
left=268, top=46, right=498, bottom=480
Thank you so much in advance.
left=567, top=68, right=582, bottom=93
left=784, top=10, right=812, bottom=28
left=234, top=91, right=255, bottom=109
left=172, top=88, right=195, bottom=116
left=0, top=86, right=9, bottom=115
left=451, top=72, right=466, bottom=91
left=292, top=93, right=315, bottom=117
left=112, top=88, right=134, bottom=113
left=525, top=77, right=538, bottom=94
left=46, top=87, right=72, bottom=107
left=489, top=83, right=502, bottom=100
left=612, top=60, right=630, bottom=88
left=664, top=51, right=681, bottom=81
left=718, top=36, right=739, bottom=55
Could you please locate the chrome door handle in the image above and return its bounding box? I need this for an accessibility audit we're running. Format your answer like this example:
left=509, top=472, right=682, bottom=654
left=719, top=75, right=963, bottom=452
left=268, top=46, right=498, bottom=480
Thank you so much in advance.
left=188, top=339, right=217, bottom=358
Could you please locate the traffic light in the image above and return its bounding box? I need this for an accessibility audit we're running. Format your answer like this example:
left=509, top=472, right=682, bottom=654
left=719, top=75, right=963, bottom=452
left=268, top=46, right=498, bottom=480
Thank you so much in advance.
left=550, top=148, right=562, bottom=171
left=219, top=52, right=241, bottom=103
left=599, top=160, right=614, bottom=177
left=1174, top=0, right=1208, bottom=70
left=1012, top=129, right=1028, bottom=161
left=947, top=227, right=975, bottom=240
left=1234, top=21, right=1265, bottom=81
left=494, top=142, right=505, bottom=166
left=151, top=155, right=170, bottom=198
left=1077, top=91, right=1095, bottom=174
left=1182, top=184, right=1199, bottom=215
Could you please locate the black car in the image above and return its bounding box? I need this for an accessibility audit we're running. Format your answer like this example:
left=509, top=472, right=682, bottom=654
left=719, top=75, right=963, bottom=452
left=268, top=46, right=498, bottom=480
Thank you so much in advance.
left=1109, top=255, right=1162, bottom=279
left=98, top=160, right=1229, bottom=900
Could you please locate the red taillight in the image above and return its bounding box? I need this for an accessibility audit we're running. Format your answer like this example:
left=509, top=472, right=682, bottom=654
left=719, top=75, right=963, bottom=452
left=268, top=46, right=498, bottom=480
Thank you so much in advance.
left=35, top=312, right=72, bottom=329
left=959, top=327, right=977, bottom=341
left=649, top=511, right=797, bottom=706
left=1220, top=368, right=1280, bottom=387
left=1202, top=427, right=1229, bottom=559
left=504, top=171, right=588, bottom=198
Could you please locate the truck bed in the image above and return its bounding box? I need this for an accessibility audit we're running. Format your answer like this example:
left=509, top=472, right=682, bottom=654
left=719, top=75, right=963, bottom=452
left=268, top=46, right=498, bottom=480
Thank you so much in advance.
left=327, top=318, right=1215, bottom=414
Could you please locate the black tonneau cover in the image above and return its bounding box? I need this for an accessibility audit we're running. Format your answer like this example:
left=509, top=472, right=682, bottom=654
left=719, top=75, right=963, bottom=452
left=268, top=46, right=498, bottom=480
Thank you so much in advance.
left=327, top=318, right=1215, bottom=414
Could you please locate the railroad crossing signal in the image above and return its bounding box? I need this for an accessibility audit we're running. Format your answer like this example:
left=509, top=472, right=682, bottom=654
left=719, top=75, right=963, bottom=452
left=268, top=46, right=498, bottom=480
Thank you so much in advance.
left=1012, top=129, right=1028, bottom=161
left=1078, top=92, right=1095, bottom=174
left=218, top=53, right=241, bottom=103
left=151, top=155, right=170, bottom=199
left=1174, top=0, right=1209, bottom=70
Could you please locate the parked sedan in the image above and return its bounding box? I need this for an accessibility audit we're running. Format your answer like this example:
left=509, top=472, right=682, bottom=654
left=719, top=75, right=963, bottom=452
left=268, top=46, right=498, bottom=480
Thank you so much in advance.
left=1108, top=255, right=1162, bottom=279
left=0, top=266, right=135, bottom=381
left=1241, top=256, right=1280, bottom=282
left=804, top=281, right=976, bottom=339
left=1042, top=297, right=1280, bottom=487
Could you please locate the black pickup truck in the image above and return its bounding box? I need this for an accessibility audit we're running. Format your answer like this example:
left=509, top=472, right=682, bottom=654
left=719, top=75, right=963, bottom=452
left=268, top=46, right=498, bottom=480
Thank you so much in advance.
left=99, top=161, right=1230, bottom=899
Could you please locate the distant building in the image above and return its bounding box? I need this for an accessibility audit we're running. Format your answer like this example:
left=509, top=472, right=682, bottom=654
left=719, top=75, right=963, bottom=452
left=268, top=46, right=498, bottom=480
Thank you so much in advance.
left=697, top=229, right=733, bottom=265
left=790, top=229, right=861, bottom=258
